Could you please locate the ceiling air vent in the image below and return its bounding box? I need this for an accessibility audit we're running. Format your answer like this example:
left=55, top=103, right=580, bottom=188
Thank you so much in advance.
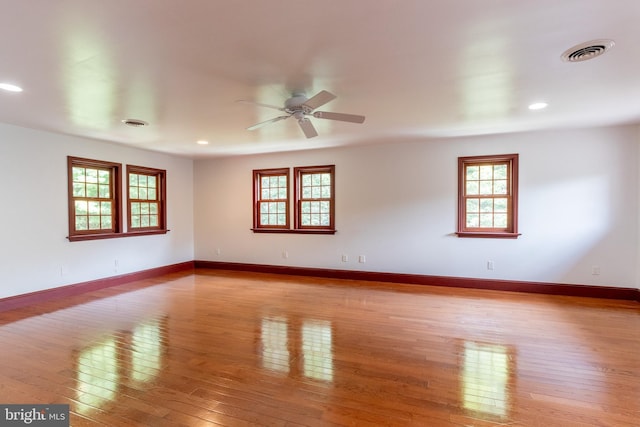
left=121, top=118, right=149, bottom=127
left=561, top=39, right=615, bottom=62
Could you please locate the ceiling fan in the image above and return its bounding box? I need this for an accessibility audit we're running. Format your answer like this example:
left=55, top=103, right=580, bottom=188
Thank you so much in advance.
left=238, top=90, right=365, bottom=138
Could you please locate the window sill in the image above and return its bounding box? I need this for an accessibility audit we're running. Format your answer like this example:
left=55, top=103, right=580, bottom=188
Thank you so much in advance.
left=251, top=228, right=336, bottom=235
left=456, top=231, right=521, bottom=239
left=68, top=229, right=169, bottom=242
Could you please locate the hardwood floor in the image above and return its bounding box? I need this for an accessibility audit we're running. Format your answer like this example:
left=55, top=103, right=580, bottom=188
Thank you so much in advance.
left=0, top=269, right=638, bottom=426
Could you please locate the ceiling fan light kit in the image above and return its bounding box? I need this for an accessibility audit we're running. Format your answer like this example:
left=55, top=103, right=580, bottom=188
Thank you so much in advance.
left=239, top=90, right=365, bottom=138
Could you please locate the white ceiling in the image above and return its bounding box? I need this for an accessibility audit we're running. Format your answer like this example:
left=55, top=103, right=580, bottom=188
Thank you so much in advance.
left=1, top=0, right=639, bottom=158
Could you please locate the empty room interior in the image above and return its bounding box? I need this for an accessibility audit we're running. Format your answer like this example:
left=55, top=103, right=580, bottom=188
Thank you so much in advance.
left=0, top=1, right=639, bottom=426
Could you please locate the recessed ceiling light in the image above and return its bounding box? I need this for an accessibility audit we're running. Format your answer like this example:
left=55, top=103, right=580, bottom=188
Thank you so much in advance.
left=196, top=140, right=209, bottom=145
left=0, top=83, right=23, bottom=92
left=528, top=102, right=548, bottom=110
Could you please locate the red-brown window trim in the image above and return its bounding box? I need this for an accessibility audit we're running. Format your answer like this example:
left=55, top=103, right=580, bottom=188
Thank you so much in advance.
left=252, top=165, right=336, bottom=234
left=457, top=154, right=520, bottom=238
left=294, top=165, right=335, bottom=231
left=253, top=168, right=290, bottom=230
left=126, top=165, right=167, bottom=234
left=67, top=156, right=122, bottom=241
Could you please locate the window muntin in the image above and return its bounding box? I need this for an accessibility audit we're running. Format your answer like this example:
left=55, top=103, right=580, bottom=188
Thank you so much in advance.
left=253, top=168, right=290, bottom=229
left=68, top=157, right=121, bottom=240
left=127, top=165, right=166, bottom=232
left=295, top=166, right=335, bottom=230
left=458, top=154, right=519, bottom=238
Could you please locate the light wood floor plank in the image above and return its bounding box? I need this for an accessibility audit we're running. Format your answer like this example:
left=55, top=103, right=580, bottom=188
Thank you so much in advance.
left=0, top=269, right=638, bottom=426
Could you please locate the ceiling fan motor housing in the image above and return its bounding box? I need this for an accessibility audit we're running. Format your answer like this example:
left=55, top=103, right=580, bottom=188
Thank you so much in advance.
left=285, top=94, right=309, bottom=112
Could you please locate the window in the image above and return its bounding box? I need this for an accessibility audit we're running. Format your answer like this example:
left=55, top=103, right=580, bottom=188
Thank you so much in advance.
left=253, top=168, right=290, bottom=230
left=68, top=157, right=122, bottom=241
left=253, top=165, right=335, bottom=234
left=127, top=165, right=167, bottom=234
left=295, top=165, right=335, bottom=230
left=457, top=154, right=519, bottom=238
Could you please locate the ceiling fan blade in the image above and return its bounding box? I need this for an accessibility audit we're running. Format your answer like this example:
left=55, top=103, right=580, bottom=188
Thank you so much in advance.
left=246, top=115, right=290, bottom=131
left=237, top=99, right=285, bottom=112
left=297, top=118, right=318, bottom=138
left=302, top=90, right=337, bottom=111
left=313, top=111, right=366, bottom=124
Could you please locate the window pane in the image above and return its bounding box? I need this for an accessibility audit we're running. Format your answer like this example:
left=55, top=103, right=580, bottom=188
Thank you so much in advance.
left=149, top=203, right=158, bottom=214
left=466, top=166, right=479, bottom=180
left=73, top=183, right=85, bottom=197
left=466, top=198, right=479, bottom=213
left=88, top=215, right=101, bottom=229
left=310, top=201, right=320, bottom=213
left=480, top=199, right=493, bottom=212
left=140, top=203, right=149, bottom=214
left=321, top=173, right=331, bottom=185
left=494, top=180, right=507, bottom=195
left=98, top=170, right=110, bottom=184
left=301, top=214, right=311, bottom=225
left=302, top=175, right=311, bottom=186
left=130, top=187, right=139, bottom=199
left=88, top=201, right=100, bottom=215
left=75, top=216, right=88, bottom=230
left=321, top=187, right=331, bottom=198
left=494, top=164, right=507, bottom=179
left=278, top=188, right=286, bottom=199
left=139, top=188, right=148, bottom=200
left=147, top=177, right=157, bottom=188
left=278, top=176, right=287, bottom=187
left=269, top=188, right=278, bottom=199
left=494, top=213, right=507, bottom=228
left=131, top=215, right=140, bottom=227
left=311, top=174, right=321, bottom=185
left=260, top=202, right=268, bottom=214
left=150, top=216, right=158, bottom=227
left=302, top=187, right=312, bottom=198
left=86, top=184, right=98, bottom=197
left=480, top=214, right=493, bottom=227
left=466, top=214, right=479, bottom=228
left=261, top=189, right=269, bottom=200
left=148, top=189, right=156, bottom=200
left=479, top=165, right=493, bottom=180
left=269, top=176, right=278, bottom=186
left=138, top=175, right=148, bottom=187
left=260, top=214, right=269, bottom=225
left=320, top=201, right=330, bottom=213
left=277, top=214, right=286, bottom=225
left=268, top=202, right=277, bottom=213
left=320, top=214, right=329, bottom=226
left=466, top=181, right=479, bottom=195
left=141, top=215, right=150, bottom=227
left=311, top=187, right=321, bottom=198
left=277, top=202, right=286, bottom=213
left=75, top=200, right=88, bottom=215
left=131, top=202, right=140, bottom=214
left=86, top=169, right=98, bottom=183
left=99, top=184, right=110, bottom=198
left=494, top=198, right=508, bottom=212
left=101, top=202, right=111, bottom=215
left=479, top=181, right=493, bottom=195
left=101, top=215, right=112, bottom=229
left=301, top=202, right=311, bottom=213
left=130, top=173, right=139, bottom=186
left=73, top=167, right=85, bottom=182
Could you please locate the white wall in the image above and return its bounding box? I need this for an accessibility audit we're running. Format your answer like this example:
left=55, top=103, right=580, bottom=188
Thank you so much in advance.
left=194, top=124, right=639, bottom=289
left=0, top=123, right=194, bottom=298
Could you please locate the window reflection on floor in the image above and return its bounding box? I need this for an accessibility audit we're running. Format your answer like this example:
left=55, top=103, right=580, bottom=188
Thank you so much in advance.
left=131, top=318, right=163, bottom=382
left=462, top=341, right=511, bottom=418
left=75, top=316, right=166, bottom=414
left=76, top=338, right=118, bottom=414
left=261, top=317, right=290, bottom=373
left=302, top=320, right=333, bottom=381
left=260, top=316, right=334, bottom=382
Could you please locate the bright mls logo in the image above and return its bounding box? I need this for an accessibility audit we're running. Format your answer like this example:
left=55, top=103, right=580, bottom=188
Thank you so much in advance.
left=0, top=405, right=69, bottom=426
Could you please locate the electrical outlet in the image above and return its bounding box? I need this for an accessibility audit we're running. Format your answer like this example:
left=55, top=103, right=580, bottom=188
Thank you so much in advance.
left=592, top=266, right=600, bottom=275
left=216, top=248, right=221, bottom=256
left=359, top=255, right=366, bottom=263
left=282, top=250, right=289, bottom=259
left=487, top=260, right=494, bottom=270
left=341, top=254, right=348, bottom=262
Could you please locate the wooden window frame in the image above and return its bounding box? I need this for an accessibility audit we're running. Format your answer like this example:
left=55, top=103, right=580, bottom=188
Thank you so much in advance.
left=253, top=168, right=290, bottom=231
left=126, top=165, right=168, bottom=235
left=67, top=156, right=122, bottom=241
left=252, top=165, right=336, bottom=234
left=294, top=165, right=335, bottom=232
left=457, top=154, right=520, bottom=238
